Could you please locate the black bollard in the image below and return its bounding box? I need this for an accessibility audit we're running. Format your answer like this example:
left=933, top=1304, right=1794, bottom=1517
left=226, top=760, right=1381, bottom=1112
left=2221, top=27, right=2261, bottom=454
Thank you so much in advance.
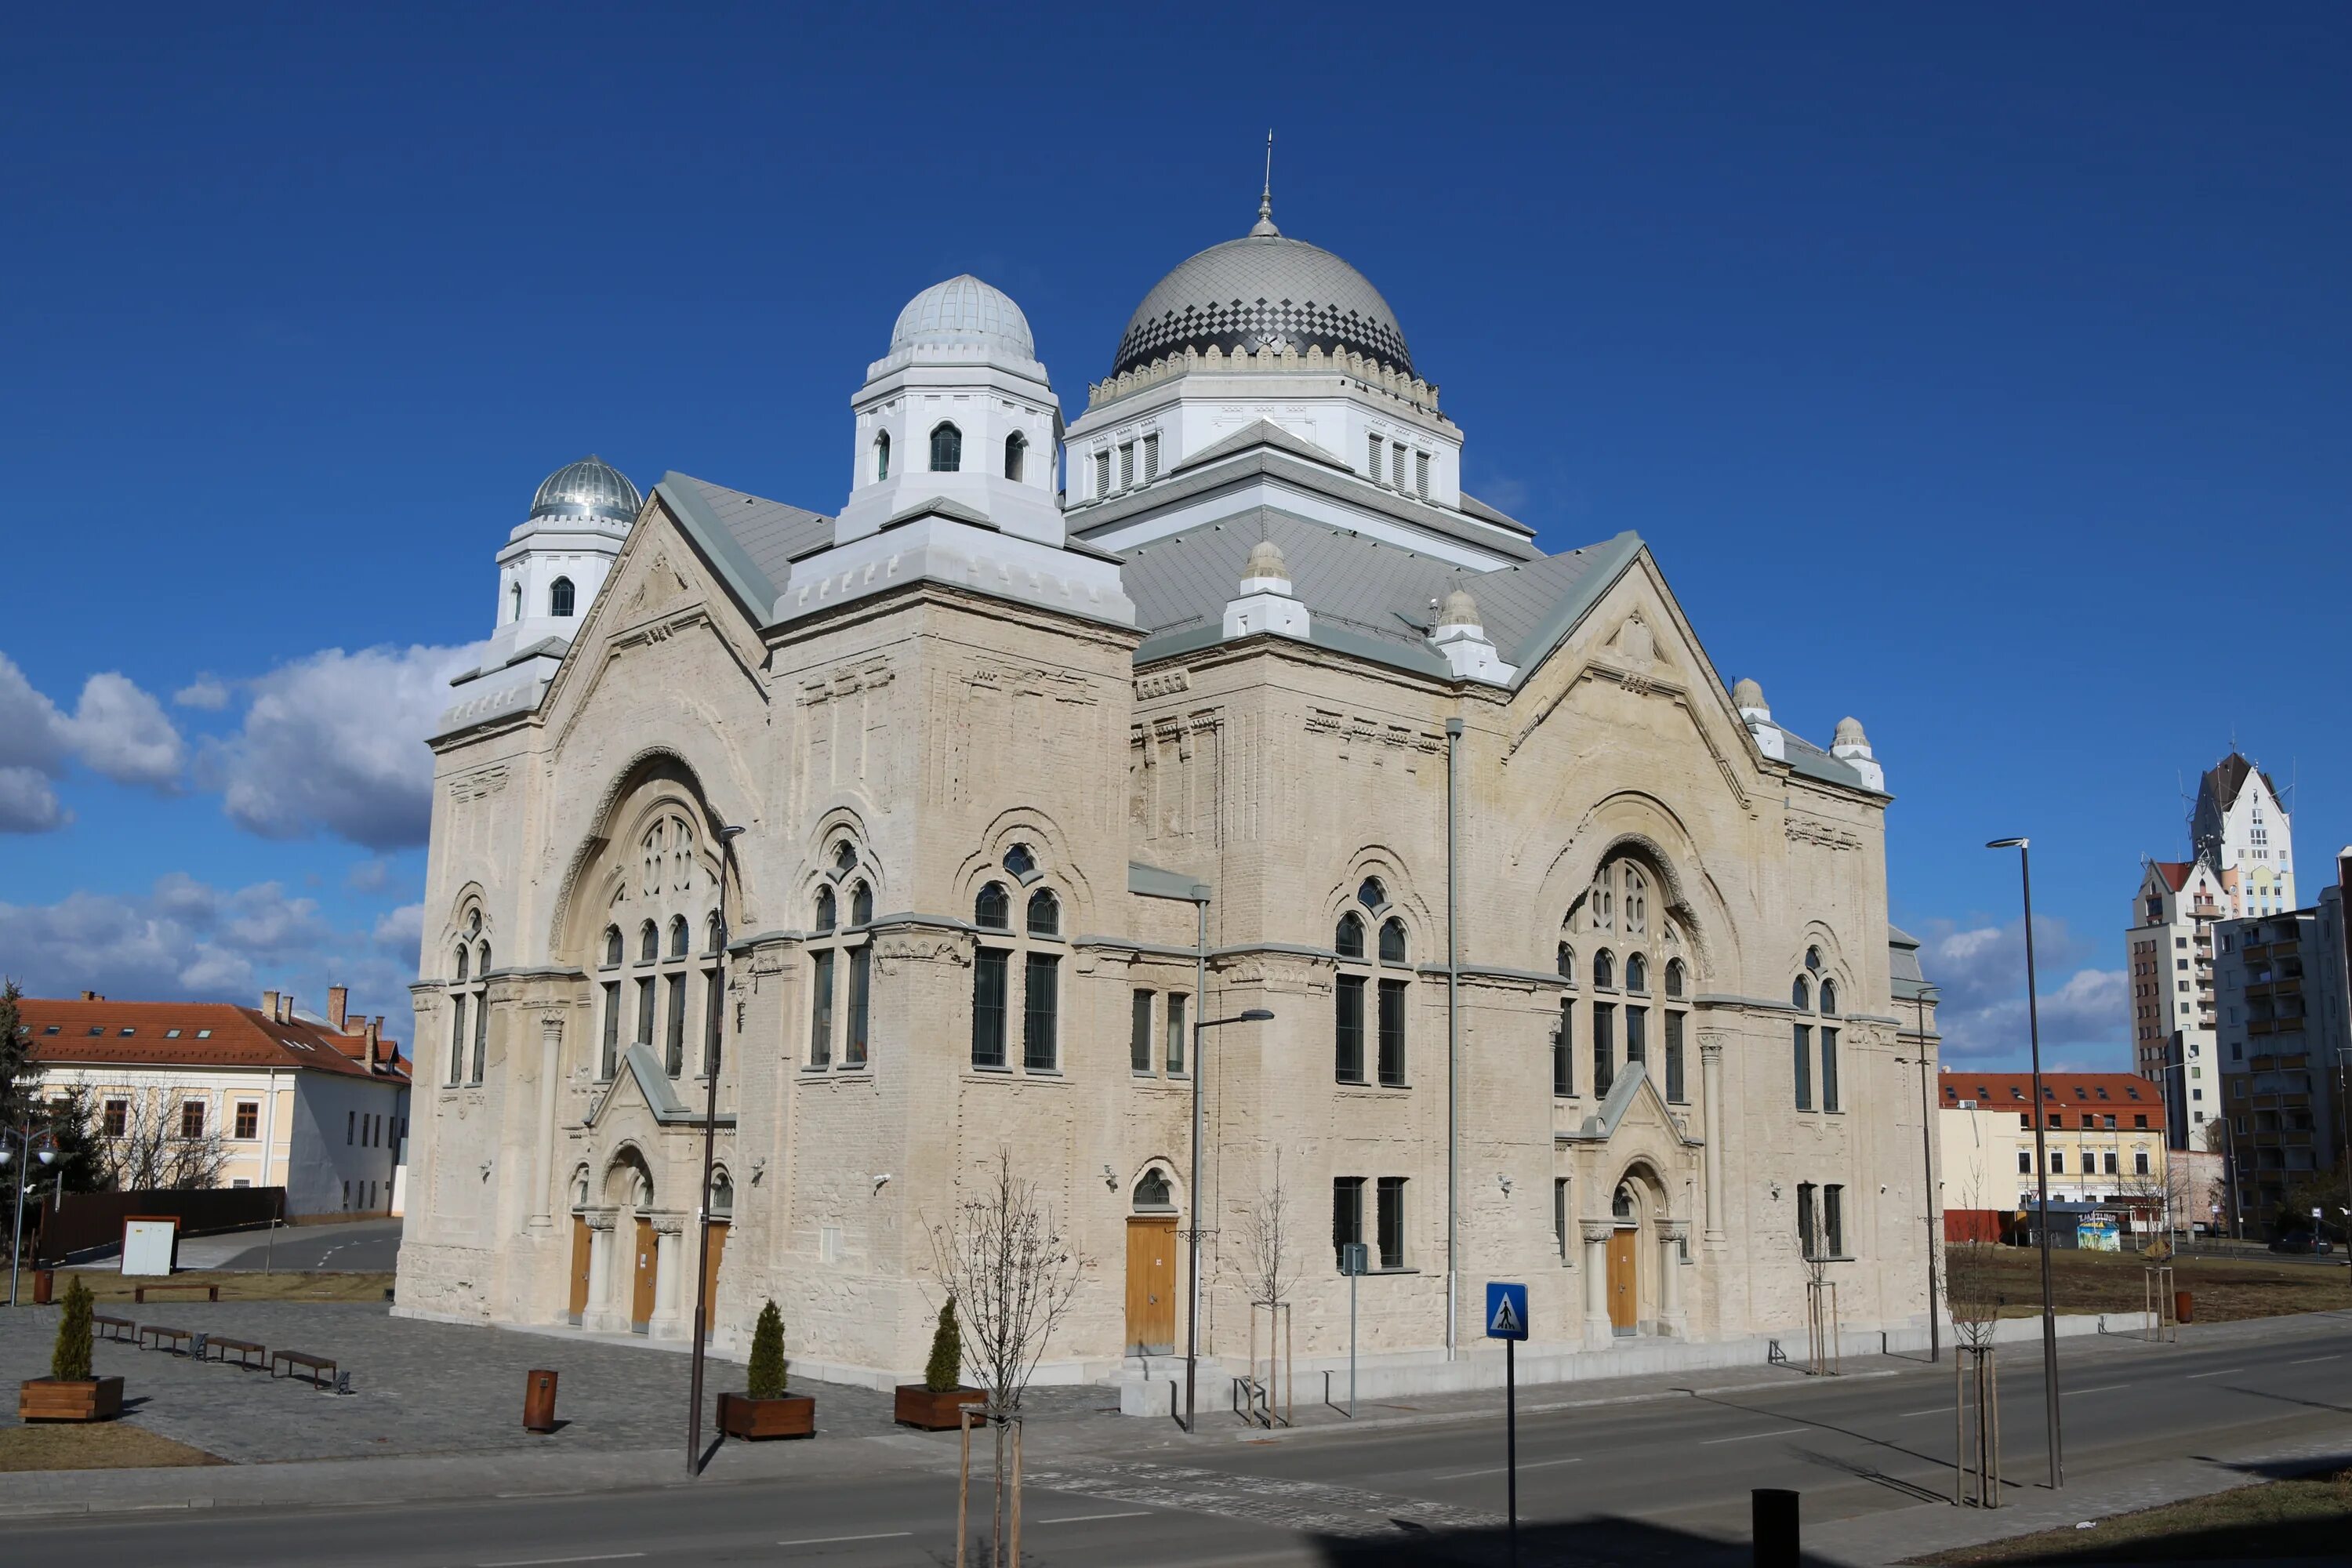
left=1753, top=1488, right=1798, bottom=1567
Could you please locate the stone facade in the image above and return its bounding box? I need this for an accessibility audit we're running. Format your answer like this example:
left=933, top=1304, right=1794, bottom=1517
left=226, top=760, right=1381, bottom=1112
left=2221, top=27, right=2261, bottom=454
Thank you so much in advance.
left=395, top=224, right=1938, bottom=1396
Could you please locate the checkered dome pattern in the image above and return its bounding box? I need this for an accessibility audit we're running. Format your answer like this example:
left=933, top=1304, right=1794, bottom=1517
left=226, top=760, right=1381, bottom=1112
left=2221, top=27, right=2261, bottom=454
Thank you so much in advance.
left=1113, top=235, right=1413, bottom=378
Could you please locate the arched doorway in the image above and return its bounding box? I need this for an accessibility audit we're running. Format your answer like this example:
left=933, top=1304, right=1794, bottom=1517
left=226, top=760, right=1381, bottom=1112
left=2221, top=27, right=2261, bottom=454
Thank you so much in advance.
left=1125, top=1167, right=1178, bottom=1356
left=604, top=1148, right=656, bottom=1334
left=1606, top=1181, right=1641, bottom=1336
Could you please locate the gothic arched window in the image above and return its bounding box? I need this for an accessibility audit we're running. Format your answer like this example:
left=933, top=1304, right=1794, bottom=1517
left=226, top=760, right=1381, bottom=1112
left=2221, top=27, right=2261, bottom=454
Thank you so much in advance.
left=1336, top=913, right=1366, bottom=960
left=1379, top=917, right=1407, bottom=964
left=667, top=915, right=688, bottom=959
left=639, top=920, right=659, bottom=964
left=603, top=926, right=623, bottom=967
left=550, top=576, right=575, bottom=617
left=815, top=886, right=837, bottom=933
left=1004, top=430, right=1027, bottom=482
left=929, top=422, right=962, bottom=473
left=851, top=880, right=873, bottom=925
left=873, top=430, right=890, bottom=481
left=1025, top=887, right=1061, bottom=938
left=975, top=882, right=1010, bottom=931
left=970, top=864, right=1062, bottom=1073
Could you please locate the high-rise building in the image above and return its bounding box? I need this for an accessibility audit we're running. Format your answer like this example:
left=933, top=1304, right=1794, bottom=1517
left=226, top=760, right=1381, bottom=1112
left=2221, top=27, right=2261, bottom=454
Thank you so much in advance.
left=2127, top=858, right=2227, bottom=1149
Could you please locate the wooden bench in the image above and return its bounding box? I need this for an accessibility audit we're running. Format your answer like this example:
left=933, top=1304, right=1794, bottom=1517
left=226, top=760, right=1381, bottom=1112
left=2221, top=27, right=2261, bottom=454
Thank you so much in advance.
left=133, top=1283, right=220, bottom=1304
left=138, top=1324, right=193, bottom=1355
left=94, top=1314, right=136, bottom=1343
left=204, top=1336, right=267, bottom=1371
left=270, top=1348, right=337, bottom=1389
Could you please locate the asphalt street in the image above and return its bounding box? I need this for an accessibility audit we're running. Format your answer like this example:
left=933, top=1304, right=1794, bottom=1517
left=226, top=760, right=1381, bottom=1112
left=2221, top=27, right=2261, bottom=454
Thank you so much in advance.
left=18, top=1315, right=2352, bottom=1566
left=213, top=1218, right=405, bottom=1272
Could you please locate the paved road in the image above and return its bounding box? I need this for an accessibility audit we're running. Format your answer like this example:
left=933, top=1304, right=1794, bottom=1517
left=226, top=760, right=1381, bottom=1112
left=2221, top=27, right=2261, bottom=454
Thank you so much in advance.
left=19, top=1316, right=2352, bottom=1566
left=213, top=1218, right=404, bottom=1272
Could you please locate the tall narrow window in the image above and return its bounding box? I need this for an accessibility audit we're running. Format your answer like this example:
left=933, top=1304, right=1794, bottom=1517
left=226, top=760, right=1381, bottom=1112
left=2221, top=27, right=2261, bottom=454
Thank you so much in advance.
left=1023, top=952, right=1059, bottom=1070
left=1118, top=441, right=1134, bottom=488
left=1664, top=1011, right=1686, bottom=1102
left=1793, top=1022, right=1813, bottom=1110
left=1367, top=433, right=1383, bottom=478
left=1553, top=1178, right=1570, bottom=1261
left=929, top=422, right=962, bottom=472
left=1142, top=431, right=1160, bottom=479
left=509, top=580, right=521, bottom=622
left=1166, top=989, right=1187, bottom=1074
left=971, top=948, right=1008, bottom=1066
left=1392, top=444, right=1406, bottom=489
left=1131, top=990, right=1154, bottom=1074
left=1093, top=449, right=1111, bottom=497
left=815, top=887, right=837, bottom=933
left=636, top=975, right=657, bottom=1050
left=640, top=921, right=659, bottom=964
left=1824, top=1185, right=1845, bottom=1257
left=668, top=915, right=688, bottom=959
left=1797, top=1182, right=1819, bottom=1258
left=1004, top=430, right=1027, bottom=482
left=1595, top=950, right=1615, bottom=990
left=664, top=974, right=688, bottom=1076
left=975, top=883, right=1010, bottom=930
left=1375, top=1176, right=1406, bottom=1269
left=1415, top=450, right=1429, bottom=497
left=808, top=949, right=834, bottom=1066
left=1592, top=1004, right=1615, bottom=1097
left=702, top=970, right=723, bottom=1076
left=1820, top=1024, right=1839, bottom=1112
left=1337, top=913, right=1365, bottom=959
left=873, top=430, right=890, bottom=481
left=1625, top=1005, right=1647, bottom=1070
left=550, top=576, right=575, bottom=617
left=470, top=982, right=488, bottom=1084
left=600, top=982, right=620, bottom=1079
left=1380, top=918, right=1407, bottom=964
left=180, top=1100, right=206, bottom=1140
left=448, top=995, right=467, bottom=1087
left=846, top=942, right=870, bottom=1067
left=1552, top=1000, right=1574, bottom=1097
left=604, top=926, right=623, bottom=967
left=1335, top=975, right=1366, bottom=1083
left=1332, top=1177, right=1365, bottom=1270
left=1026, top=888, right=1060, bottom=937
left=1377, top=979, right=1407, bottom=1086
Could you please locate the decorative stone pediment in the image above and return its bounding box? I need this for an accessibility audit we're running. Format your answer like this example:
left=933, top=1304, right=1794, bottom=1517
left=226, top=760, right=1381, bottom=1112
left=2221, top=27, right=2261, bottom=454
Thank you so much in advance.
left=585, top=1043, right=735, bottom=1130
left=1558, top=1058, right=1700, bottom=1149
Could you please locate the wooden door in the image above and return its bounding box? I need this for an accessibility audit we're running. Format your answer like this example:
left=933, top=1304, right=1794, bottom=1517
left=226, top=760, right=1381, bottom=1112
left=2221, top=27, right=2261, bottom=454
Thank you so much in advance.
left=700, top=1221, right=729, bottom=1342
left=1606, top=1227, right=1639, bottom=1334
left=1125, top=1217, right=1177, bottom=1355
left=631, top=1218, right=656, bottom=1334
left=568, top=1216, right=591, bottom=1324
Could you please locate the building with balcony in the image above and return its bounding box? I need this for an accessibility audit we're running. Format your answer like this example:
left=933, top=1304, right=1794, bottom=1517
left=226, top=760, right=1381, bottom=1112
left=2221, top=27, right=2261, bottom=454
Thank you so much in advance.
left=2128, top=857, right=2227, bottom=1149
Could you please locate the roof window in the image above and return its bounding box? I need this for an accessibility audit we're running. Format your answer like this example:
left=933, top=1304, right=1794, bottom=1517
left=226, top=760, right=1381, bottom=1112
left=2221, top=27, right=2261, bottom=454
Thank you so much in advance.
left=119, top=1027, right=135, bottom=1036
left=165, top=1029, right=182, bottom=1038
left=195, top=1029, right=212, bottom=1039
left=87, top=1026, right=103, bottom=1036
left=42, top=1025, right=59, bottom=1035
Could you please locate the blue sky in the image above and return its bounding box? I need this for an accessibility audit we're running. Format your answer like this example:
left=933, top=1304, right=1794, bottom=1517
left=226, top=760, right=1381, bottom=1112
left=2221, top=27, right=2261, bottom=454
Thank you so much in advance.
left=3, top=5, right=2346, bottom=1066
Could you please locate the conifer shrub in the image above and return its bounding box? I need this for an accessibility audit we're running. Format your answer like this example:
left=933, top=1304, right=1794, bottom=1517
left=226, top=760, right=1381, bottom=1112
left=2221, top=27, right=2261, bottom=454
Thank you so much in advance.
left=923, top=1297, right=964, bottom=1393
left=53, top=1275, right=94, bottom=1381
left=746, top=1298, right=787, bottom=1399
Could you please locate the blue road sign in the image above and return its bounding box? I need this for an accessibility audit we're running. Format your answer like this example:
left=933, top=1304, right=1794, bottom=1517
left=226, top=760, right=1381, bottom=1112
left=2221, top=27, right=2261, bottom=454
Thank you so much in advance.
left=1486, top=1281, right=1529, bottom=1341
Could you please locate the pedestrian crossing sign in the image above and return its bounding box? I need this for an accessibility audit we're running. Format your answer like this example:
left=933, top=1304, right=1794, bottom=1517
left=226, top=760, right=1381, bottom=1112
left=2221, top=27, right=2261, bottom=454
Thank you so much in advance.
left=1486, top=1280, right=1529, bottom=1341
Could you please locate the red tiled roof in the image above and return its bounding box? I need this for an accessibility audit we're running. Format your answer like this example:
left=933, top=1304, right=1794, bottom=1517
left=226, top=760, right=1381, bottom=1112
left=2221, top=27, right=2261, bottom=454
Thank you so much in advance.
left=16, top=998, right=409, bottom=1083
left=2154, top=861, right=2193, bottom=893
left=1937, top=1070, right=2163, bottom=1126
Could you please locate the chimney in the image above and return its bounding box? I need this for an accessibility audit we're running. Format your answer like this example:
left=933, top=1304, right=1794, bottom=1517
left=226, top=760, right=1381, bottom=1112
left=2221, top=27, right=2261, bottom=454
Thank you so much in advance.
left=79, top=989, right=102, bottom=1002
left=328, top=985, right=349, bottom=1032
left=262, top=989, right=279, bottom=1018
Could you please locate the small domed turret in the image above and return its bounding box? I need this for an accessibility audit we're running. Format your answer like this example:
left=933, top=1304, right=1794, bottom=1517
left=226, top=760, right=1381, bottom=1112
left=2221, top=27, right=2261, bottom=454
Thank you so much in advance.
left=1833, top=717, right=1869, bottom=752
left=1731, top=677, right=1765, bottom=711
left=530, top=456, right=641, bottom=524
left=1243, top=538, right=1290, bottom=587
left=888, top=275, right=1035, bottom=361
left=1437, top=586, right=1481, bottom=629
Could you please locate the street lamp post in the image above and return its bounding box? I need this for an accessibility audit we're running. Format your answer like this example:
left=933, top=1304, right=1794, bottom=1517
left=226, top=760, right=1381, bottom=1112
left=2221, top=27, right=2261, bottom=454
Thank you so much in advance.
left=1987, top=837, right=2062, bottom=1489
left=4, top=1120, right=59, bottom=1307
left=1184, top=1007, right=1275, bottom=1433
left=687, top=820, right=747, bottom=1478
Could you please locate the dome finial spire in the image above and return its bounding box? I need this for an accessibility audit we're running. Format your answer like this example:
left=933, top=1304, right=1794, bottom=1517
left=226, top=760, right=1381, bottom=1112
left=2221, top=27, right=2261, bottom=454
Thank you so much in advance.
left=1250, top=129, right=1280, bottom=238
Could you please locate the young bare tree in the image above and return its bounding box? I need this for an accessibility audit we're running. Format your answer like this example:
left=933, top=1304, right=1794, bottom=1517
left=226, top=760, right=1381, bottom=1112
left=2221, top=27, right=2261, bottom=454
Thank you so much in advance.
left=89, top=1087, right=227, bottom=1192
left=1232, top=1150, right=1294, bottom=1424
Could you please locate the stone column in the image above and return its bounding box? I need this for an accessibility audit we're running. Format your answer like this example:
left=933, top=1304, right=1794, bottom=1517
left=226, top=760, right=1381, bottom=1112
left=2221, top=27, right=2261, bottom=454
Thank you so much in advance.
left=1699, top=1035, right=1727, bottom=1243
left=652, top=1216, right=684, bottom=1336
left=1658, top=1220, right=1690, bottom=1338
left=528, top=1014, right=562, bottom=1230
left=1581, top=1221, right=1614, bottom=1346
left=586, top=1214, right=616, bottom=1330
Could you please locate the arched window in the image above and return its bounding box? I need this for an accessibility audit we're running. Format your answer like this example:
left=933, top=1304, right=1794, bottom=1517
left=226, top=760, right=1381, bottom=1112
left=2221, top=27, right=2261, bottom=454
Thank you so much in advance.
left=1625, top=953, right=1648, bottom=993
left=1791, top=972, right=1816, bottom=1111
left=1358, top=877, right=1387, bottom=910
left=509, top=580, right=522, bottom=622
left=1791, top=976, right=1811, bottom=1011
left=851, top=880, right=873, bottom=925
left=1665, top=959, right=1686, bottom=1000
left=455, top=945, right=470, bottom=982
left=1004, top=430, right=1026, bottom=483
left=1820, top=978, right=1838, bottom=1016
left=1806, top=946, right=1823, bottom=973
left=1335, top=913, right=1366, bottom=960
left=1556, top=942, right=1576, bottom=980
left=550, top=576, right=575, bottom=617
left=1379, top=917, right=1407, bottom=964
left=639, top=920, right=659, bottom=963
left=1003, top=843, right=1036, bottom=880
left=929, top=422, right=962, bottom=473
left=873, top=430, right=890, bottom=482
left=705, top=913, right=722, bottom=954
left=448, top=916, right=491, bottom=1089
left=1026, top=888, right=1061, bottom=938
left=1612, top=1183, right=1635, bottom=1221
left=815, top=887, right=837, bottom=933
left=709, top=1169, right=735, bottom=1217
left=975, top=882, right=1010, bottom=930
left=477, top=941, right=492, bottom=975
left=1594, top=950, right=1615, bottom=990
left=833, top=840, right=858, bottom=876
left=468, top=909, right=482, bottom=937
left=603, top=926, right=623, bottom=967
left=1134, top=1170, right=1173, bottom=1210
left=667, top=916, right=688, bottom=959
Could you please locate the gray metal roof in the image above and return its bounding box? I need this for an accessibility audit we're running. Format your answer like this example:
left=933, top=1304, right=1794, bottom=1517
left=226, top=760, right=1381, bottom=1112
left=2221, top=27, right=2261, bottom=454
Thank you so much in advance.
left=531, top=455, right=641, bottom=524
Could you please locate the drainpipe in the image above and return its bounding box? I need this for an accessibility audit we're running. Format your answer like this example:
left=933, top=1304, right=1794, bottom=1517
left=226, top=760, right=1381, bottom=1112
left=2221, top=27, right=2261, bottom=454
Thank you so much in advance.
left=1445, top=715, right=1464, bottom=1362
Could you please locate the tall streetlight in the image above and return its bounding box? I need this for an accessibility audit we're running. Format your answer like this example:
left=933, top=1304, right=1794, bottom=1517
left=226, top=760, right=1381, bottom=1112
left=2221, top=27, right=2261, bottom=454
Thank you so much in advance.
left=1184, top=1006, right=1275, bottom=1433
left=1987, top=837, right=2061, bottom=1488
left=687, top=820, right=746, bottom=1477
left=4, top=1121, right=59, bottom=1306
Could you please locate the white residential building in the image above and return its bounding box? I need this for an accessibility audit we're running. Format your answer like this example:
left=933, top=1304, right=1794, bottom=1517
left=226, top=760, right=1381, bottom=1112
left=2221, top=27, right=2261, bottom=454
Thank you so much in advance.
left=2192, top=753, right=2296, bottom=918
left=2127, top=857, right=2226, bottom=1149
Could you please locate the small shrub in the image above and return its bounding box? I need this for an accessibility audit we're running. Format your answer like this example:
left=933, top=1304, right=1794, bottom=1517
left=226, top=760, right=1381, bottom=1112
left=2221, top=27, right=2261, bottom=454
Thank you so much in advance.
left=53, top=1275, right=94, bottom=1381
left=924, top=1297, right=964, bottom=1393
left=746, top=1298, right=787, bottom=1399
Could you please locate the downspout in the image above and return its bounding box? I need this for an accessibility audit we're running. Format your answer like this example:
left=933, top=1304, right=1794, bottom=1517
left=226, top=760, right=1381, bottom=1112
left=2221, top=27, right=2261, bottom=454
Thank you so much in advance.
left=1445, top=715, right=1464, bottom=1362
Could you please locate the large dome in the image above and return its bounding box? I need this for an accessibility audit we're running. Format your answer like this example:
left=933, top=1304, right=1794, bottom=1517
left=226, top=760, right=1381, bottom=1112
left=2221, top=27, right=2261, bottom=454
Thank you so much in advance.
left=530, top=455, right=641, bottom=524
left=1112, top=220, right=1412, bottom=379
left=889, top=274, right=1036, bottom=361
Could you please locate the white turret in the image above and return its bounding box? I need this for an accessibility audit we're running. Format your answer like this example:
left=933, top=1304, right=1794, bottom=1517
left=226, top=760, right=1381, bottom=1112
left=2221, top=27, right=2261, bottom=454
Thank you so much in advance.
left=485, top=455, right=641, bottom=667
left=1221, top=538, right=1311, bottom=641
left=1425, top=586, right=1515, bottom=684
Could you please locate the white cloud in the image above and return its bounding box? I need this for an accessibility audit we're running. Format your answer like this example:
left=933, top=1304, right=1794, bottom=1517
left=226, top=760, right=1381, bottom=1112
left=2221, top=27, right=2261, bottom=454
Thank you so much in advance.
left=172, top=677, right=231, bottom=711
left=345, top=857, right=390, bottom=893
left=0, top=873, right=419, bottom=1049
left=207, top=642, right=480, bottom=851
left=1918, top=914, right=2126, bottom=1065
left=0, top=654, right=186, bottom=829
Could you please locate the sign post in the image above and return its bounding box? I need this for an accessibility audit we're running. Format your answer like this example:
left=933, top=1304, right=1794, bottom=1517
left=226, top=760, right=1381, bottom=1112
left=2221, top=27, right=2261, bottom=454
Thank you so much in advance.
left=1486, top=1281, right=1529, bottom=1563
left=1341, top=1243, right=1368, bottom=1418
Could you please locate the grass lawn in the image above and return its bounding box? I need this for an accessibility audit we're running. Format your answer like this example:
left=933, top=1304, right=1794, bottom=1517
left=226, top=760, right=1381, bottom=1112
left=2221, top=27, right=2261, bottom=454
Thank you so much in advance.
left=1948, top=1243, right=2352, bottom=1323
left=1911, top=1468, right=2352, bottom=1563
left=49, top=1269, right=395, bottom=1304
left=0, top=1421, right=226, bottom=1472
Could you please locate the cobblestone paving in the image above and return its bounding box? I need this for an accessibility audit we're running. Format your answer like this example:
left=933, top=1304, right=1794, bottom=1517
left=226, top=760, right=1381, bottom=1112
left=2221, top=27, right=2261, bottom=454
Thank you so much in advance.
left=2, top=1302, right=1108, bottom=1464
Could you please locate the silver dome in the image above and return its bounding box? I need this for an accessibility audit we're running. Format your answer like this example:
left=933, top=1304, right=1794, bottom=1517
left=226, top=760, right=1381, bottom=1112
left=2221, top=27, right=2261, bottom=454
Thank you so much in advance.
left=1112, top=220, right=1412, bottom=379
left=530, top=455, right=642, bottom=524
left=889, top=275, right=1036, bottom=361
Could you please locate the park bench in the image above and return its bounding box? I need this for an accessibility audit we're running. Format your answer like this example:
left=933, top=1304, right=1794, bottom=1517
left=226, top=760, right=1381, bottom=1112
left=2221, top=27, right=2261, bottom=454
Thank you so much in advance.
left=270, top=1348, right=337, bottom=1389
left=204, top=1335, right=267, bottom=1371
left=138, top=1324, right=193, bottom=1355
left=94, top=1314, right=136, bottom=1343
left=133, top=1283, right=220, bottom=1303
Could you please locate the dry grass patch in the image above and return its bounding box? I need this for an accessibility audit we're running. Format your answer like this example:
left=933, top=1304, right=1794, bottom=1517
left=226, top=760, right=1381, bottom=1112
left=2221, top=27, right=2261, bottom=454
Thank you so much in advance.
left=55, top=1269, right=394, bottom=1304
left=1910, top=1467, right=2352, bottom=1563
left=1945, top=1245, right=2352, bottom=1323
left=0, top=1421, right=226, bottom=1472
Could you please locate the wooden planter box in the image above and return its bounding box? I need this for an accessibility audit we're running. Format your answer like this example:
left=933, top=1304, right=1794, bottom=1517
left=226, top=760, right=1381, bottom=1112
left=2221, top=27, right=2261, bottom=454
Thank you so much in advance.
left=895, top=1384, right=985, bottom=1431
left=19, top=1376, right=124, bottom=1423
left=717, top=1391, right=814, bottom=1439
